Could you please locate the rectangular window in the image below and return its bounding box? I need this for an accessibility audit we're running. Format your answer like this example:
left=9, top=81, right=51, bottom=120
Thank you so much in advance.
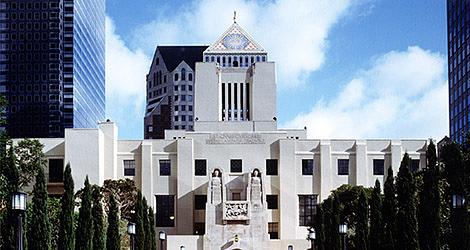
left=266, top=159, right=278, bottom=175
left=159, top=160, right=171, bottom=176
left=195, top=159, right=207, bottom=176
left=194, top=223, right=205, bottom=235
left=337, top=159, right=349, bottom=175
left=268, top=222, right=279, bottom=239
left=230, top=159, right=242, bottom=173
left=124, top=160, right=136, bottom=176
left=266, top=195, right=278, bottom=209
left=411, top=159, right=420, bottom=173
left=194, top=195, right=207, bottom=210
left=302, top=159, right=314, bottom=175
left=373, top=159, right=385, bottom=175
left=299, top=195, right=318, bottom=226
left=155, top=195, right=175, bottom=227
left=48, top=159, right=64, bottom=182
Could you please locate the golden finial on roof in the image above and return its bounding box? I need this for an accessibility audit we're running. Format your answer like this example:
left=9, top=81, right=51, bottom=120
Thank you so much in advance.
left=233, top=11, right=237, bottom=23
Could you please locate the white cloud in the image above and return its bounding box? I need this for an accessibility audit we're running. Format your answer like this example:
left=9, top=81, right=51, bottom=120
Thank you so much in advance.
left=283, top=46, right=449, bottom=139
left=131, top=0, right=359, bottom=88
left=105, top=17, right=151, bottom=133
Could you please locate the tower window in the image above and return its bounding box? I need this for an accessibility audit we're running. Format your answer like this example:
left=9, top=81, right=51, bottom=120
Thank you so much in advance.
left=159, top=160, right=171, bottom=176
left=124, top=160, right=136, bottom=176
left=230, top=159, right=242, bottom=173
left=338, top=159, right=349, bottom=175
left=266, top=195, right=278, bottom=209
left=302, top=159, right=314, bottom=175
left=298, top=195, right=318, bottom=226
left=174, top=73, right=179, bottom=81
left=268, top=222, right=279, bottom=239
left=155, top=195, right=175, bottom=227
left=266, top=159, right=278, bottom=175
left=195, top=159, right=207, bottom=176
left=181, top=68, right=186, bottom=81
left=188, top=73, right=193, bottom=81
left=48, top=159, right=64, bottom=182
left=373, top=159, right=385, bottom=175
left=194, top=195, right=207, bottom=210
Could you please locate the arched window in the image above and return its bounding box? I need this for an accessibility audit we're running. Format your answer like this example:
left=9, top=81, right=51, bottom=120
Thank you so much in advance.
left=181, top=68, right=186, bottom=81
left=205, top=56, right=209, bottom=62
left=256, top=56, right=260, bottom=62
left=216, top=56, right=220, bottom=63
left=222, top=57, right=226, bottom=66
left=251, top=56, right=254, bottom=63
left=211, top=56, right=215, bottom=62
left=245, top=57, right=249, bottom=66
left=262, top=56, right=266, bottom=62
left=233, top=60, right=239, bottom=67
left=287, top=246, right=293, bottom=250
left=156, top=57, right=160, bottom=65
left=174, top=73, right=179, bottom=81
left=188, top=73, right=193, bottom=81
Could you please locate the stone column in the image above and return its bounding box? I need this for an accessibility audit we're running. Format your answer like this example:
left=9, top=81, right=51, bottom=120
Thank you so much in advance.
left=319, top=140, right=332, bottom=201
left=355, top=140, right=367, bottom=186
left=176, top=139, right=194, bottom=234
left=141, top=141, right=154, bottom=208
left=279, top=139, right=296, bottom=239
left=390, top=140, right=402, bottom=176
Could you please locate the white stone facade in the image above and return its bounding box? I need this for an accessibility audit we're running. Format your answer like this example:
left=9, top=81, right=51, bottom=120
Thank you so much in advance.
left=20, top=21, right=429, bottom=250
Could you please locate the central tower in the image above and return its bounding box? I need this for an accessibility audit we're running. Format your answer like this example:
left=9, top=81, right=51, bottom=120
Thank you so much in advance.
left=194, top=20, right=277, bottom=132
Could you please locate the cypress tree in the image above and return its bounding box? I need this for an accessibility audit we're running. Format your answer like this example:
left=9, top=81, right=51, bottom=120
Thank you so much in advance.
left=0, top=146, right=19, bottom=250
left=370, top=179, right=383, bottom=250
left=418, top=141, right=440, bottom=250
left=382, top=166, right=396, bottom=250
left=135, top=191, right=145, bottom=250
left=396, top=153, right=419, bottom=250
left=355, top=189, right=369, bottom=250
left=91, top=185, right=105, bottom=250
left=148, top=206, right=157, bottom=250
left=58, top=164, right=75, bottom=250
left=331, top=196, right=341, bottom=250
left=314, top=204, right=325, bottom=250
left=27, top=166, right=51, bottom=250
left=106, top=193, right=121, bottom=250
left=143, top=198, right=152, bottom=250
left=75, top=177, right=93, bottom=250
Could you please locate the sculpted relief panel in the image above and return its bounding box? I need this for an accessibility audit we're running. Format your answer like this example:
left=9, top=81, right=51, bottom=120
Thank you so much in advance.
left=206, top=133, right=265, bottom=144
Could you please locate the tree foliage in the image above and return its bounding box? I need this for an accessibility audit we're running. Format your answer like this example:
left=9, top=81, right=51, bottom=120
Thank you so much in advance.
left=135, top=191, right=145, bottom=250
left=91, top=185, right=105, bottom=250
left=27, top=166, right=51, bottom=250
left=382, top=166, right=396, bottom=250
left=396, top=153, right=419, bottom=250
left=0, top=146, right=19, bottom=250
left=75, top=177, right=93, bottom=250
left=14, top=139, right=46, bottom=188
left=148, top=206, right=157, bottom=250
left=106, top=193, right=121, bottom=250
left=355, top=189, right=369, bottom=250
left=418, top=141, right=441, bottom=250
left=369, top=179, right=383, bottom=250
left=101, top=179, right=138, bottom=220
left=58, top=163, right=75, bottom=250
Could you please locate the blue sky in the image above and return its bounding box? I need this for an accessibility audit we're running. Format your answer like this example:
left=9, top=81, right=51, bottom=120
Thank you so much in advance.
left=105, top=0, right=448, bottom=140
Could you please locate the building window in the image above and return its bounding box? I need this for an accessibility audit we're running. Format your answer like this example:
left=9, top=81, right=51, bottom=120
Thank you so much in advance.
left=266, top=159, right=278, bottom=175
left=194, top=223, right=205, bottom=235
left=288, top=245, right=294, bottom=250
left=195, top=159, right=207, bottom=176
left=230, top=159, right=242, bottom=173
left=268, top=222, right=279, bottom=239
left=160, top=160, right=171, bottom=176
left=266, top=195, right=278, bottom=209
left=194, top=195, right=207, bottom=210
left=124, top=160, right=136, bottom=176
left=174, top=73, right=179, bottom=81
left=337, top=159, right=349, bottom=175
left=299, top=195, right=318, bottom=226
left=181, top=68, right=186, bottom=81
left=373, top=159, right=385, bottom=175
left=155, top=195, right=175, bottom=227
left=411, top=159, right=420, bottom=173
left=188, top=73, right=193, bottom=81
left=302, top=159, right=314, bottom=175
left=48, top=159, right=64, bottom=183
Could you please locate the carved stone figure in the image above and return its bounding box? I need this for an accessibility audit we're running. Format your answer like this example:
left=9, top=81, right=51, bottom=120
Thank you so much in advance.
left=211, top=169, right=222, bottom=204
left=251, top=169, right=262, bottom=203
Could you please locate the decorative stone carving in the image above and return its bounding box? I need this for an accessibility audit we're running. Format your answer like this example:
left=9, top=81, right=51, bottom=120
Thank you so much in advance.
left=211, top=169, right=222, bottom=204
left=223, top=201, right=250, bottom=221
left=206, top=133, right=265, bottom=144
left=251, top=169, right=262, bottom=203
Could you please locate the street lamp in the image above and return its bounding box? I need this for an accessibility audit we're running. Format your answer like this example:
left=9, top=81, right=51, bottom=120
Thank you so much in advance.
left=159, top=230, right=166, bottom=250
left=452, top=194, right=466, bottom=209
left=307, top=227, right=316, bottom=250
left=12, top=191, right=27, bottom=250
left=127, top=222, right=136, bottom=250
left=339, top=223, right=347, bottom=250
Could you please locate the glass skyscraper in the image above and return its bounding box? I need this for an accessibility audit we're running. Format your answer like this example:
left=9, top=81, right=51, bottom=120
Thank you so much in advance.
left=0, top=0, right=105, bottom=138
left=447, top=0, right=470, bottom=143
